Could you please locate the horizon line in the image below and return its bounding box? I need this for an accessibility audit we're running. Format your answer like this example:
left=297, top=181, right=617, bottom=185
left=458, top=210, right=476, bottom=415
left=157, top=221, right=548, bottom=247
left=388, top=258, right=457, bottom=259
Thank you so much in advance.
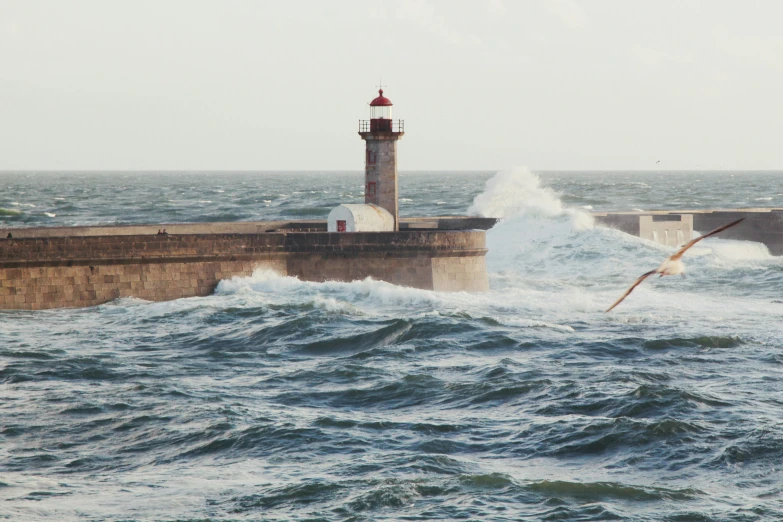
left=2, top=169, right=782, bottom=174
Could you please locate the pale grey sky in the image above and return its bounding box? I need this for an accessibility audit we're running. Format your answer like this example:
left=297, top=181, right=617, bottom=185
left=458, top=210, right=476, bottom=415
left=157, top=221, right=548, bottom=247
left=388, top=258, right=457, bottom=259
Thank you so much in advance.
left=1, top=0, right=782, bottom=171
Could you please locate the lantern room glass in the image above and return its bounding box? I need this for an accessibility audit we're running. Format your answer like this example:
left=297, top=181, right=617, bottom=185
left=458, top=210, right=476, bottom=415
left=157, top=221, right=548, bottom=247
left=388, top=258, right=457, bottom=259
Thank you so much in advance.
left=370, top=105, right=393, bottom=120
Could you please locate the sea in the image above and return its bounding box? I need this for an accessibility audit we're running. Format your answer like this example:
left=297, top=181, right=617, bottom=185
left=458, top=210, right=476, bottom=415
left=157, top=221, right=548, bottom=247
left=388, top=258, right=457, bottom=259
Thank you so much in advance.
left=1, top=169, right=783, bottom=521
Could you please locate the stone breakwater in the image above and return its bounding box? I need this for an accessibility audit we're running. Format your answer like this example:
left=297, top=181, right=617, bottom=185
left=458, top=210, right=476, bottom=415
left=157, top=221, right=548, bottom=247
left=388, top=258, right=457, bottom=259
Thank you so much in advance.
left=0, top=224, right=489, bottom=310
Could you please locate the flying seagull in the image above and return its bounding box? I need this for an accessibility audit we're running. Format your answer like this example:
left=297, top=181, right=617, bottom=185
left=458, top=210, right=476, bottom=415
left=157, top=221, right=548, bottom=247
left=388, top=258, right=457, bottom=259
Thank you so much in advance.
left=605, top=217, right=745, bottom=312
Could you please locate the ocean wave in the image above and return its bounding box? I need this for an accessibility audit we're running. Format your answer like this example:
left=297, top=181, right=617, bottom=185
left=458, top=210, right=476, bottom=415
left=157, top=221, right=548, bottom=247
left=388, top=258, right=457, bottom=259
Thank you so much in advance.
left=712, top=431, right=783, bottom=467
left=293, top=319, right=412, bottom=356
left=500, top=317, right=575, bottom=333
left=643, top=336, right=744, bottom=349
left=216, top=270, right=448, bottom=310
left=526, top=480, right=701, bottom=501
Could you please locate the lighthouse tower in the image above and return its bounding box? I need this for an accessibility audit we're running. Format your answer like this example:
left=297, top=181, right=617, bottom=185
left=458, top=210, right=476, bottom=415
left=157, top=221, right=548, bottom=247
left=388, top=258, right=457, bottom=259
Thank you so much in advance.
left=359, top=89, right=404, bottom=230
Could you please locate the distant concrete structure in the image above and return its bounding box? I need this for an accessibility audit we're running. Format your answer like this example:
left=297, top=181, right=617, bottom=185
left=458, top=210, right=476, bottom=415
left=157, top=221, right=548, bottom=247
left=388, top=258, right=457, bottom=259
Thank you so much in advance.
left=594, top=208, right=783, bottom=255
left=327, top=204, right=394, bottom=232
left=593, top=212, right=693, bottom=247
left=640, top=215, right=693, bottom=247
left=358, top=89, right=404, bottom=231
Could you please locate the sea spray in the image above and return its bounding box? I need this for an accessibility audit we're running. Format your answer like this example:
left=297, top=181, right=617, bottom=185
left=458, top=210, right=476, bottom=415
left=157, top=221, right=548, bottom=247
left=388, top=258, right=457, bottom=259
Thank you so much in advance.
left=468, top=168, right=606, bottom=279
left=468, top=167, right=594, bottom=230
left=468, top=167, right=564, bottom=219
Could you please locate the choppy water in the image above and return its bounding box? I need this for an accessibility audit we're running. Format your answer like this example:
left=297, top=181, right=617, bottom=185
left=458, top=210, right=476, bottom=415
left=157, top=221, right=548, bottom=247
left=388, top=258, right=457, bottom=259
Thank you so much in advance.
left=1, top=169, right=783, bottom=521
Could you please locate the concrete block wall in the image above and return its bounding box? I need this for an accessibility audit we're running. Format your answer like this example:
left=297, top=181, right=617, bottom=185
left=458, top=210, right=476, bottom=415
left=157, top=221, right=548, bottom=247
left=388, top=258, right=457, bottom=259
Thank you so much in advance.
left=288, top=253, right=434, bottom=288
left=592, top=214, right=640, bottom=237
left=690, top=210, right=783, bottom=255
left=285, top=230, right=488, bottom=291
left=0, top=260, right=285, bottom=310
left=432, top=255, right=489, bottom=292
left=0, top=229, right=489, bottom=310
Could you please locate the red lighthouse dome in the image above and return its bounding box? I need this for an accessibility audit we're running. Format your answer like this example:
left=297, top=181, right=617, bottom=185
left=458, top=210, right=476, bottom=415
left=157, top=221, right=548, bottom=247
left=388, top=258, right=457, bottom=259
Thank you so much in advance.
left=369, top=89, right=393, bottom=107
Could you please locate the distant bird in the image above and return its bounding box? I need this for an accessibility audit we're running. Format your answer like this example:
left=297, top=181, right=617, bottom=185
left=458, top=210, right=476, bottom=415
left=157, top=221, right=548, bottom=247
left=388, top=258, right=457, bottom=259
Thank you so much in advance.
left=605, top=217, right=745, bottom=312
left=656, top=160, right=660, bottom=164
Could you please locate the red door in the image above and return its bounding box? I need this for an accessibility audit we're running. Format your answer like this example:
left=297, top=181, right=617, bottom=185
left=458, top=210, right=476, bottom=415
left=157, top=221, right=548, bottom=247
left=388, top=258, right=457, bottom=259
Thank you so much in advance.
left=337, top=220, right=346, bottom=232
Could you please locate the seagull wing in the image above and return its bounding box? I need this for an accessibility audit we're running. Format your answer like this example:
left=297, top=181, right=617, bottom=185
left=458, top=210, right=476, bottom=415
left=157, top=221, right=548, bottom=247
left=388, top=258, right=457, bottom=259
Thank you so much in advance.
left=669, top=217, right=745, bottom=261
left=605, top=270, right=657, bottom=312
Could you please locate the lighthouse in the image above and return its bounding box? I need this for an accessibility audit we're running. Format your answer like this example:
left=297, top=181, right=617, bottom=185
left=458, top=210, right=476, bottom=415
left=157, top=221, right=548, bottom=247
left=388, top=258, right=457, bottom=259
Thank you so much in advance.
left=359, top=89, right=404, bottom=230
left=327, top=88, right=404, bottom=233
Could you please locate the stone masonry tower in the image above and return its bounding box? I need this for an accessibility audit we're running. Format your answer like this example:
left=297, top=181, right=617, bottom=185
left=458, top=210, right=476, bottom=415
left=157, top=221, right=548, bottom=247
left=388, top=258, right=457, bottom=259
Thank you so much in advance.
left=359, top=89, right=404, bottom=230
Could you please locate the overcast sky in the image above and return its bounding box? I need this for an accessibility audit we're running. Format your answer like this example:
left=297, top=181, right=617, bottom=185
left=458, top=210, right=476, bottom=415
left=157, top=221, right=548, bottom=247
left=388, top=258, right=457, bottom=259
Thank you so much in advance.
left=1, top=0, right=782, bottom=171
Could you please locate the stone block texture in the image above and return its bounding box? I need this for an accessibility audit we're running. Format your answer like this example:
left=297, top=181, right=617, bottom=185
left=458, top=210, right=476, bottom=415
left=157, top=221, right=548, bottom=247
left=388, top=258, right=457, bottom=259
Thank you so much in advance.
left=288, top=253, right=434, bottom=288
left=362, top=135, right=401, bottom=230
left=432, top=255, right=489, bottom=292
left=0, top=229, right=489, bottom=310
left=0, top=260, right=284, bottom=310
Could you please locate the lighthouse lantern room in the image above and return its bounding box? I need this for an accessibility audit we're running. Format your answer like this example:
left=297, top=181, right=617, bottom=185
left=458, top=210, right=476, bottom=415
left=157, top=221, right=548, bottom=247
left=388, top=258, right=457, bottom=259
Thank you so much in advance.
left=369, top=89, right=393, bottom=131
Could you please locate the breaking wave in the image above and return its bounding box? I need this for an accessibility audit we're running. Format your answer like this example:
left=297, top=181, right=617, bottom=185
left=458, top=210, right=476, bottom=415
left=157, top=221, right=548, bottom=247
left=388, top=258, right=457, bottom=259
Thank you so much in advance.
left=468, top=167, right=593, bottom=230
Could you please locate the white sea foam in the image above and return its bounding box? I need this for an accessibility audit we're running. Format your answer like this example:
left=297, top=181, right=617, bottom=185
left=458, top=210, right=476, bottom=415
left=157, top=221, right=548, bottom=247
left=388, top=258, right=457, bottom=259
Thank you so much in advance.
left=44, top=212, right=56, bottom=218
left=700, top=238, right=772, bottom=261
left=217, top=270, right=445, bottom=310
left=312, top=295, right=362, bottom=314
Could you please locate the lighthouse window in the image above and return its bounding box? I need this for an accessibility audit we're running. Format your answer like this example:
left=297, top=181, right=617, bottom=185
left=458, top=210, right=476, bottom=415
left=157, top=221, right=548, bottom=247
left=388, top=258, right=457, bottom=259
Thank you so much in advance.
left=371, top=106, right=392, bottom=120
left=366, top=182, right=376, bottom=197
left=366, top=150, right=377, bottom=165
